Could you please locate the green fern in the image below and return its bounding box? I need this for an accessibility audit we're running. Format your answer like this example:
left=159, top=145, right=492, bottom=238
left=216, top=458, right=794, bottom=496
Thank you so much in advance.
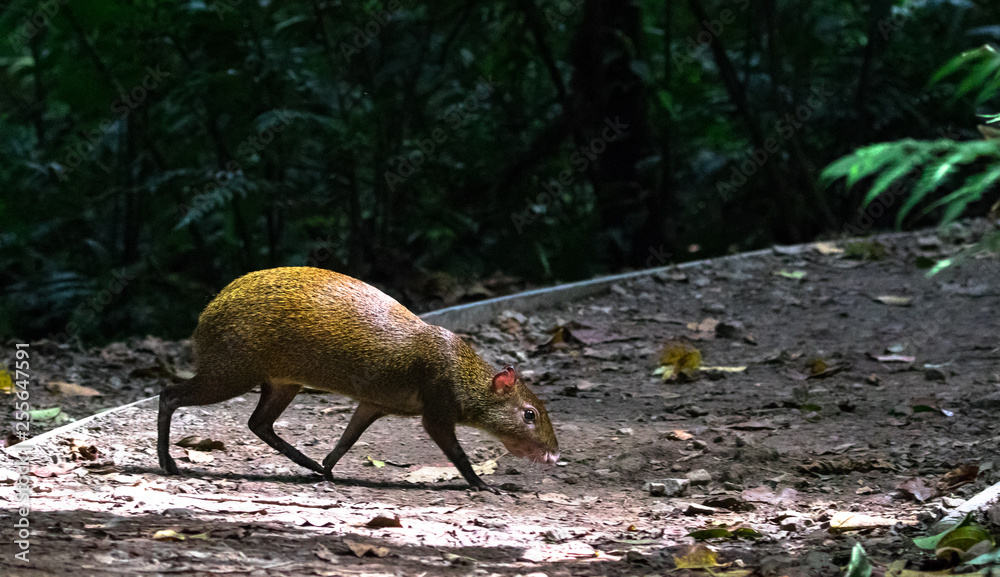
left=821, top=44, right=1000, bottom=274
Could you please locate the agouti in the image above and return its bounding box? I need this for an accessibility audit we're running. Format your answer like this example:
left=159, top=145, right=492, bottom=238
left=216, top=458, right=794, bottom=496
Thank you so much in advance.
left=157, top=267, right=559, bottom=492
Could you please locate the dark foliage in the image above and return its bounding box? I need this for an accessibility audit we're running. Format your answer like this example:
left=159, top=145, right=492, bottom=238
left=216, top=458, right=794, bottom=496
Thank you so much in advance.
left=1, top=0, right=997, bottom=343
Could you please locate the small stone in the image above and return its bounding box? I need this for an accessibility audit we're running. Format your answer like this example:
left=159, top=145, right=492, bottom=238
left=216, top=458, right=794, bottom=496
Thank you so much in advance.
left=941, top=496, right=965, bottom=508
left=686, top=405, right=709, bottom=417
left=687, top=469, right=712, bottom=485
left=924, top=366, right=947, bottom=382
left=617, top=427, right=634, bottom=436
left=692, top=439, right=708, bottom=450
left=643, top=478, right=689, bottom=497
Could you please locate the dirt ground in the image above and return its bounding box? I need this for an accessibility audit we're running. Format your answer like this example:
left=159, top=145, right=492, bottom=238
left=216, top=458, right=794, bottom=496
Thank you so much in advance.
left=2, top=224, right=1000, bottom=577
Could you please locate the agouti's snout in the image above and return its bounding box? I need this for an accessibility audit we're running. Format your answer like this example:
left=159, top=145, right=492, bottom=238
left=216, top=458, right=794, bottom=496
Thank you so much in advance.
left=157, top=267, right=559, bottom=492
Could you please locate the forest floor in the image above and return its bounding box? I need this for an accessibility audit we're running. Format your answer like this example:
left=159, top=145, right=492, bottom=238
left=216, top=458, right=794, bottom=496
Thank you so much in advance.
left=2, top=223, right=1000, bottom=577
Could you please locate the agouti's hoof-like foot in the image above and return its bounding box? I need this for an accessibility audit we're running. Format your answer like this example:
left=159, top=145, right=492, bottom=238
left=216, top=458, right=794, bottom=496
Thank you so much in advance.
left=475, top=483, right=504, bottom=495
left=322, top=468, right=335, bottom=483
left=161, top=459, right=181, bottom=476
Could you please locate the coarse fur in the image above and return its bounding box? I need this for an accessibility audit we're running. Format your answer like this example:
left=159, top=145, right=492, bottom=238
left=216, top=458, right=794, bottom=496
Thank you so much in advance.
left=157, top=267, right=559, bottom=491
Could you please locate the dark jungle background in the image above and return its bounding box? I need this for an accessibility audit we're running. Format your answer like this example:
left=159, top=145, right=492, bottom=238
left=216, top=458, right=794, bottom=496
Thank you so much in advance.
left=1, top=0, right=997, bottom=344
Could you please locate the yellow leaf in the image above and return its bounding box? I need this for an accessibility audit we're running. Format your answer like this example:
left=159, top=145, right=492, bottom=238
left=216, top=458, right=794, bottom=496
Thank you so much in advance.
left=659, top=341, right=702, bottom=381
left=673, top=544, right=721, bottom=569
left=153, top=529, right=186, bottom=541
left=0, top=370, right=12, bottom=394
left=813, top=242, right=844, bottom=255
left=366, top=455, right=386, bottom=468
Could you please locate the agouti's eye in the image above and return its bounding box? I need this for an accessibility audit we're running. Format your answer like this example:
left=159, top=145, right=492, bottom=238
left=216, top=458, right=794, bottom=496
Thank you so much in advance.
left=523, top=409, right=536, bottom=423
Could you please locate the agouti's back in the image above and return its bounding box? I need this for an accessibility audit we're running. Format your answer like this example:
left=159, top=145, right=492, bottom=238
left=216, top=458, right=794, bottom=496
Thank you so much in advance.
left=158, top=267, right=558, bottom=492
left=193, top=267, right=454, bottom=415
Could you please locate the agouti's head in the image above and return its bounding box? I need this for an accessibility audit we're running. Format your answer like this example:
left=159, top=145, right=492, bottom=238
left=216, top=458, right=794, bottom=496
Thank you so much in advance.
left=478, top=366, right=559, bottom=465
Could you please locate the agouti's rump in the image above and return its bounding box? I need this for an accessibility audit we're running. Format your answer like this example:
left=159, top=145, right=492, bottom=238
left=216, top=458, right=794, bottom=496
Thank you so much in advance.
left=157, top=267, right=559, bottom=492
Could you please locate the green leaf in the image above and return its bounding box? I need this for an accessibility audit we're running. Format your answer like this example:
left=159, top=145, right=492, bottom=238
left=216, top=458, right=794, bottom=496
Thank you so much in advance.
left=955, top=49, right=1000, bottom=102
left=913, top=513, right=973, bottom=550
left=918, top=164, right=1000, bottom=226
left=931, top=45, right=995, bottom=85
left=29, top=407, right=64, bottom=421
left=844, top=543, right=872, bottom=577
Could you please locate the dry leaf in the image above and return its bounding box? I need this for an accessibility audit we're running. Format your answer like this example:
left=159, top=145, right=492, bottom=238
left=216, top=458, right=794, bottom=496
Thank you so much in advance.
left=47, top=381, right=101, bottom=396
left=176, top=436, right=226, bottom=451
left=345, top=540, right=390, bottom=558
left=897, top=477, right=939, bottom=502
left=186, top=449, right=214, bottom=464
left=314, top=543, right=336, bottom=562
left=152, top=529, right=186, bottom=541
left=873, top=295, right=912, bottom=306
left=664, top=430, right=693, bottom=441
left=829, top=511, right=902, bottom=532
left=812, top=242, right=844, bottom=255
left=365, top=515, right=403, bottom=529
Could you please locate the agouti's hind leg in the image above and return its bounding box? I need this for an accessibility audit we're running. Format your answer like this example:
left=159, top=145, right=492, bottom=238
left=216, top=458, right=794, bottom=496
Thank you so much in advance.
left=248, top=382, right=324, bottom=475
left=159, top=374, right=246, bottom=475
left=322, top=402, right=385, bottom=482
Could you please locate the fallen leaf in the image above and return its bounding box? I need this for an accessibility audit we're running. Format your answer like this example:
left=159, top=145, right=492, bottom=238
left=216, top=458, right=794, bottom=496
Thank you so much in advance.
left=673, top=544, right=722, bottom=569
left=844, top=543, right=872, bottom=577
left=897, top=477, right=938, bottom=502
left=939, top=464, right=979, bottom=491
left=873, top=295, right=912, bottom=306
left=829, top=511, right=902, bottom=532
left=774, top=270, right=807, bottom=281
left=663, top=430, right=693, bottom=441
left=659, top=341, right=702, bottom=381
left=345, top=540, right=390, bottom=558
left=46, top=381, right=101, bottom=396
left=365, top=515, right=403, bottom=529
left=186, top=450, right=214, bottom=464
left=29, top=407, right=71, bottom=424
left=314, top=543, right=336, bottom=562
left=176, top=436, right=226, bottom=451
left=366, top=456, right=386, bottom=468
left=152, top=529, right=186, bottom=541
left=812, top=242, right=844, bottom=255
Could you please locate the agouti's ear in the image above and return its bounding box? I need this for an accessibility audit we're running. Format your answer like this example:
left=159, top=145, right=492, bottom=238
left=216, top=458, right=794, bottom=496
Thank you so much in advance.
left=491, top=365, right=517, bottom=394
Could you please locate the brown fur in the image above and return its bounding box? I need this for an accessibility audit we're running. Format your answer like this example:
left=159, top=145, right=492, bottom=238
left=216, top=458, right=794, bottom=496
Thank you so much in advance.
left=157, top=267, right=559, bottom=491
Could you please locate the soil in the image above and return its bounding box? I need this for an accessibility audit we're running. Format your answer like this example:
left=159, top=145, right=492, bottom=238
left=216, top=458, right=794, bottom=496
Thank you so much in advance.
left=2, top=224, right=1000, bottom=577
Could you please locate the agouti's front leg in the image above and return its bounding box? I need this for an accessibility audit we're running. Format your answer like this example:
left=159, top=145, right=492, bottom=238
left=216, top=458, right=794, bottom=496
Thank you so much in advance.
left=322, top=402, right=385, bottom=481
left=422, top=416, right=501, bottom=494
